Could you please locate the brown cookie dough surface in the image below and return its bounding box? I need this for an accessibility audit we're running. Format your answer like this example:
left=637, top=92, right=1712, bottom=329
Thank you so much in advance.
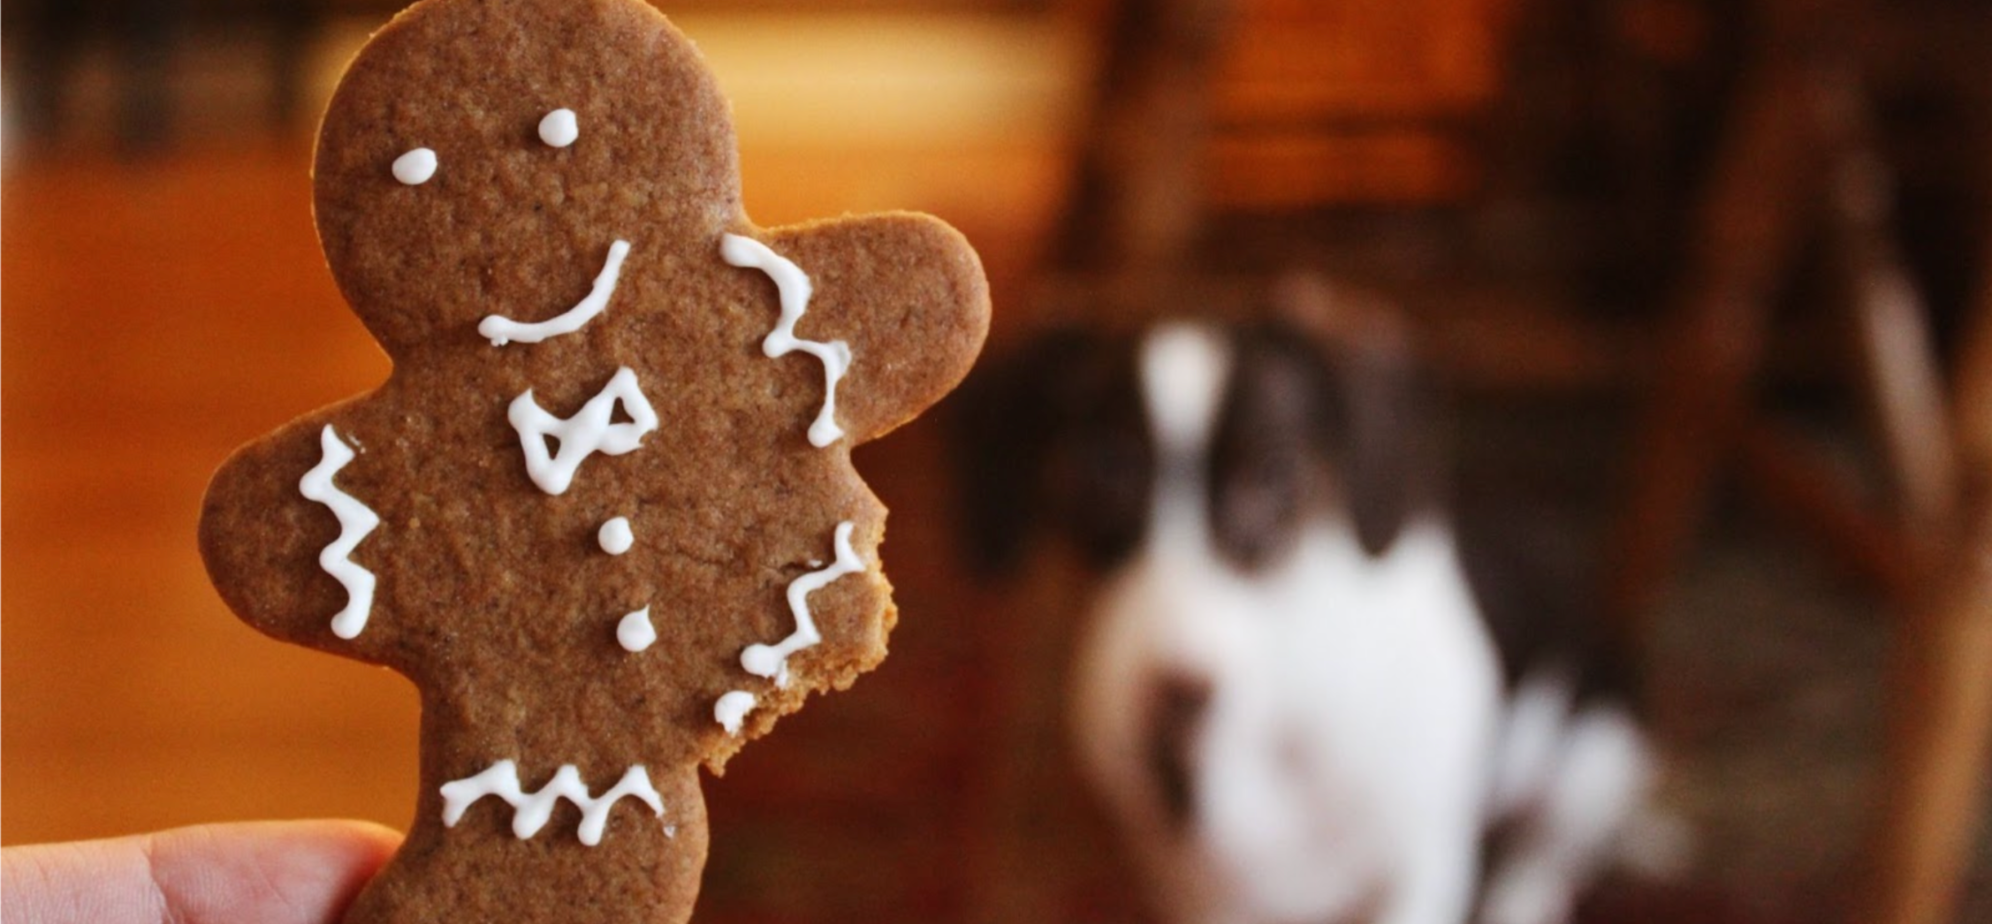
left=198, top=1, right=989, bottom=921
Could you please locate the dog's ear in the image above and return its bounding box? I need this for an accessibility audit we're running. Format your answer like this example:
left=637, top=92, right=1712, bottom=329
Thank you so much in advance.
left=1274, top=275, right=1437, bottom=558
left=949, top=330, right=1078, bottom=576
left=949, top=328, right=1153, bottom=577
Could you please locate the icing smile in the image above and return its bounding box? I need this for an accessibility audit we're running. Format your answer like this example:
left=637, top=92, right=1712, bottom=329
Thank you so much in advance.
left=478, top=239, right=634, bottom=346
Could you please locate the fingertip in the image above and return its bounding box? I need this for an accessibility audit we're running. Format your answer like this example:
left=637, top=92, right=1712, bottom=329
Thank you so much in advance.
left=276, top=818, right=404, bottom=863
left=2, top=820, right=405, bottom=924
left=146, top=820, right=404, bottom=924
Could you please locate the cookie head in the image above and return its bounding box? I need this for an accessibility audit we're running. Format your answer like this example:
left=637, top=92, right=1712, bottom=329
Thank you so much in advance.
left=313, top=0, right=742, bottom=352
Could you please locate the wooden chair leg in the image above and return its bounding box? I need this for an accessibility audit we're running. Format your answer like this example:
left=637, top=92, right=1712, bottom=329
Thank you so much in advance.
left=1856, top=281, right=1992, bottom=924
left=1604, top=60, right=1830, bottom=644
left=1045, top=0, right=1233, bottom=287
left=1858, top=501, right=1992, bottom=924
left=1732, top=418, right=1920, bottom=596
left=1821, top=112, right=1959, bottom=536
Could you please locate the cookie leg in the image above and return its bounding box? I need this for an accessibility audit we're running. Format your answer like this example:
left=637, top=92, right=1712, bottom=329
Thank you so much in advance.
left=343, top=763, right=708, bottom=924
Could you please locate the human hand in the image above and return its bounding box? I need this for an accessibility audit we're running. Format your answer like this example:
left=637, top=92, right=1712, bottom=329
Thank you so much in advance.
left=1, top=820, right=399, bottom=924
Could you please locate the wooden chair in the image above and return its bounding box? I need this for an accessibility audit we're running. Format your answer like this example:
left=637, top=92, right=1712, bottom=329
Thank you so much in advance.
left=993, top=1, right=1990, bottom=922
left=1604, top=3, right=1992, bottom=922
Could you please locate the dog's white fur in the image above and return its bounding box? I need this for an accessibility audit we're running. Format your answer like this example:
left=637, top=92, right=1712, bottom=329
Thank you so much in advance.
left=1069, top=323, right=1656, bottom=924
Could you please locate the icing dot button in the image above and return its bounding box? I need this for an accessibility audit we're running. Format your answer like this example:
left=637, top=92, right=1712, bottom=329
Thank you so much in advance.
left=715, top=691, right=756, bottom=735
left=598, top=516, right=634, bottom=555
left=539, top=108, right=579, bottom=148
left=617, top=607, right=657, bottom=653
left=392, top=147, right=438, bottom=185
left=741, top=644, right=782, bottom=678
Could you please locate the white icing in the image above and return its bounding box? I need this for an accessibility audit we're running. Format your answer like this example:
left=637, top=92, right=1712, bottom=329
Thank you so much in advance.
left=719, top=233, right=851, bottom=447
left=440, top=760, right=663, bottom=847
left=714, top=691, right=756, bottom=735
left=598, top=516, right=634, bottom=555
left=392, top=147, right=437, bottom=185
left=1141, top=323, right=1232, bottom=458
left=740, top=521, right=862, bottom=685
left=538, top=108, right=579, bottom=148
left=298, top=425, right=381, bottom=640
left=617, top=607, right=656, bottom=652
left=478, top=240, right=631, bottom=346
left=509, top=366, right=658, bottom=495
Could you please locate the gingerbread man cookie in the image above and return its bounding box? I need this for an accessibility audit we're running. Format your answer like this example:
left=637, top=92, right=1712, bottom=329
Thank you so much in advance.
left=197, top=0, right=989, bottom=921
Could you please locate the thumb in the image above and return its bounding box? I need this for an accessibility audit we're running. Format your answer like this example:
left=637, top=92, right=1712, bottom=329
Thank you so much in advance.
left=2, top=820, right=401, bottom=924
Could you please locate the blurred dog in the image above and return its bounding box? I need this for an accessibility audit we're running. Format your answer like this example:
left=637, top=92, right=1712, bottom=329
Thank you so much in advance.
left=956, top=282, right=1664, bottom=924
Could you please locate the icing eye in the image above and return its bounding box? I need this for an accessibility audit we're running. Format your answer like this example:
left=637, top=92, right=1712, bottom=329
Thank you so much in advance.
left=538, top=108, right=579, bottom=148
left=392, top=147, right=438, bottom=185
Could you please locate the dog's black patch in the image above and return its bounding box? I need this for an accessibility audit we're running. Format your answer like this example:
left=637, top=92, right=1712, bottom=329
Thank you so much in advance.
left=952, top=328, right=1154, bottom=574
left=1207, top=324, right=1325, bottom=571
left=1146, top=671, right=1212, bottom=833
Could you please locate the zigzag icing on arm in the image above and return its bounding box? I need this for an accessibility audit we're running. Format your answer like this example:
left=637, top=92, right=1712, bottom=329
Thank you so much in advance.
left=298, top=425, right=381, bottom=640
left=719, top=233, right=851, bottom=448
left=716, top=521, right=863, bottom=734
left=742, top=520, right=863, bottom=683
left=509, top=366, right=659, bottom=495
left=440, top=760, right=664, bottom=847
left=478, top=240, right=632, bottom=346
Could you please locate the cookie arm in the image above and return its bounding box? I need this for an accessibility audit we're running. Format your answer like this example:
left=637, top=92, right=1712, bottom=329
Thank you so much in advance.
left=200, top=411, right=398, bottom=664
left=764, top=212, right=991, bottom=446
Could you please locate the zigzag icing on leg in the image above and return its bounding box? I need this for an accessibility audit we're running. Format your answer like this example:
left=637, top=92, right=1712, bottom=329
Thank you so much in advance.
left=440, top=760, right=665, bottom=846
